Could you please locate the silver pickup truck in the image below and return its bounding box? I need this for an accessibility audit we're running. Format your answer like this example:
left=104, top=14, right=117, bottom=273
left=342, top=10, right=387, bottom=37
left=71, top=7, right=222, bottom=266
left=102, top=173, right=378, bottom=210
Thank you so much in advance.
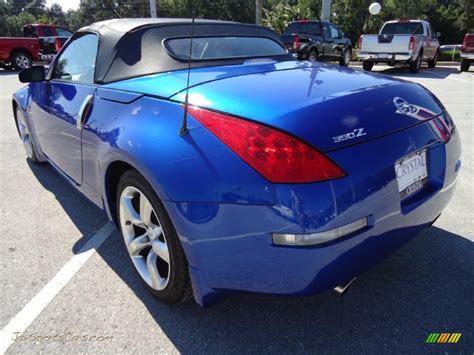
left=358, top=20, right=440, bottom=73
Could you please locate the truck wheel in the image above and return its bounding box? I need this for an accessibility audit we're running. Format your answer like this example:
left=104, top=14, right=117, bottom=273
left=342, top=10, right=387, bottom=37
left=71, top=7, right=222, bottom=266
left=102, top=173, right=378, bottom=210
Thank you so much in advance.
left=362, top=61, right=374, bottom=71
left=460, top=59, right=470, bottom=72
left=409, top=52, right=422, bottom=73
left=427, top=50, right=438, bottom=68
left=307, top=49, right=318, bottom=62
left=11, top=51, right=33, bottom=70
left=339, top=48, right=351, bottom=67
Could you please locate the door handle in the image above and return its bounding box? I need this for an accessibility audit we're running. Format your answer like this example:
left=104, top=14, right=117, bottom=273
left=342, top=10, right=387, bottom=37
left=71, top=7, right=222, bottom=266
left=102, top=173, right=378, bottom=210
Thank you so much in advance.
left=77, top=94, right=94, bottom=129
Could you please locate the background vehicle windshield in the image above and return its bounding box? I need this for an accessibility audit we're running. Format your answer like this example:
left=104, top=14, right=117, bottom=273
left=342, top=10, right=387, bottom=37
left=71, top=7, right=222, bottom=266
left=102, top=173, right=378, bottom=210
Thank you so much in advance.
left=381, top=22, right=423, bottom=35
left=165, top=36, right=286, bottom=60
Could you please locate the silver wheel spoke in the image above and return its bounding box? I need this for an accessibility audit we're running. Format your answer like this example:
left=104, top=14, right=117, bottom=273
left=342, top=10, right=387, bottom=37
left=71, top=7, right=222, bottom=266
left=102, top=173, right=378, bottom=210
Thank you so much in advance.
left=127, top=234, right=151, bottom=256
left=146, top=250, right=162, bottom=289
left=121, top=195, right=144, bottom=227
left=152, top=240, right=170, bottom=264
left=120, top=185, right=171, bottom=291
left=139, top=192, right=153, bottom=226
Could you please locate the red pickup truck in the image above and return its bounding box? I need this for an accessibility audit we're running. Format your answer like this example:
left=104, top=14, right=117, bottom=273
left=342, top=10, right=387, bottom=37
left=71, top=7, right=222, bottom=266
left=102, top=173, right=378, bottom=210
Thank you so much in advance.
left=0, top=37, right=40, bottom=70
left=0, top=24, right=72, bottom=70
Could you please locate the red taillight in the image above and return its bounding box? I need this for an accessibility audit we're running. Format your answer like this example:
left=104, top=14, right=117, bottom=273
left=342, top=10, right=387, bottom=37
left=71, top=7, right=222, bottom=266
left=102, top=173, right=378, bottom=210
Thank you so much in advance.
left=409, top=36, right=415, bottom=50
left=55, top=38, right=62, bottom=52
left=358, top=35, right=363, bottom=49
left=293, top=35, right=300, bottom=51
left=188, top=106, right=346, bottom=183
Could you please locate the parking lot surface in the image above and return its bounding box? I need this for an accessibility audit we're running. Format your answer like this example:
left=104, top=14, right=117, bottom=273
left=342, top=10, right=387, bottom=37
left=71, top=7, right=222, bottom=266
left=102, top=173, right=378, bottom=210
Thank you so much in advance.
left=0, top=64, right=473, bottom=354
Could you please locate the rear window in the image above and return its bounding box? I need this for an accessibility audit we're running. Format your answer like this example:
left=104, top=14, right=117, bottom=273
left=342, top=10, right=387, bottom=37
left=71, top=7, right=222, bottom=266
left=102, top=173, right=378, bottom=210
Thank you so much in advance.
left=285, top=22, right=322, bottom=35
left=381, top=22, right=423, bottom=35
left=285, top=23, right=299, bottom=34
left=164, top=36, right=286, bottom=61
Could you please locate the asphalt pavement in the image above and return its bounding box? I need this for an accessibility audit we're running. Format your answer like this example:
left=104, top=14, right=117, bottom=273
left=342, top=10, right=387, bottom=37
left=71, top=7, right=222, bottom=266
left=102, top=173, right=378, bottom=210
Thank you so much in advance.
left=0, top=63, right=473, bottom=354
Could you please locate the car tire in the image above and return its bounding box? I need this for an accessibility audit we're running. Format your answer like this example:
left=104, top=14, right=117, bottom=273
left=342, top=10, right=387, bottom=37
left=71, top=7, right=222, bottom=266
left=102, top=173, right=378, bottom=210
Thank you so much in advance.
left=339, top=48, right=351, bottom=67
left=11, top=51, right=33, bottom=71
left=460, top=59, right=470, bottom=72
left=117, top=169, right=193, bottom=304
left=362, top=61, right=374, bottom=71
left=307, top=48, right=318, bottom=62
left=409, top=51, right=422, bottom=73
left=15, top=106, right=39, bottom=163
left=427, top=50, right=438, bottom=68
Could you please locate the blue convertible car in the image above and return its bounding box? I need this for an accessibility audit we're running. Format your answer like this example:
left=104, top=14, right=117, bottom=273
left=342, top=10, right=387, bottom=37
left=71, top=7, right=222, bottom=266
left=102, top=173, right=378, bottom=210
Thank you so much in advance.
left=13, top=19, right=461, bottom=306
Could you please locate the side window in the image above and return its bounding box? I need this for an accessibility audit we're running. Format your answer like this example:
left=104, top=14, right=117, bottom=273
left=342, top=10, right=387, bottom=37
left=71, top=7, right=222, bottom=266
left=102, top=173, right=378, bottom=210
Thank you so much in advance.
left=42, top=26, right=54, bottom=37
left=56, top=28, right=73, bottom=37
left=429, top=25, right=436, bottom=38
left=323, top=24, right=331, bottom=39
left=308, top=23, right=322, bottom=35
left=329, top=24, right=339, bottom=38
left=51, top=33, right=98, bottom=84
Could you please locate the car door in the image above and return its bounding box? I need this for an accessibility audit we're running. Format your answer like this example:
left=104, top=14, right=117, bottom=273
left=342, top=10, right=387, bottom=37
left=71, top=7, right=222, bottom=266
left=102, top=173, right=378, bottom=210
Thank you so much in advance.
left=329, top=23, right=344, bottom=59
left=428, top=24, right=439, bottom=59
left=307, top=22, right=324, bottom=48
left=31, top=33, right=98, bottom=184
left=321, top=23, right=333, bottom=58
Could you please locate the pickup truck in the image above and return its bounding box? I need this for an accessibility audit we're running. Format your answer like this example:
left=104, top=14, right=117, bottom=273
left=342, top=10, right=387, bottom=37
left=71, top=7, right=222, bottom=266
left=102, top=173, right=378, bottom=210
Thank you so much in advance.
left=281, top=20, right=352, bottom=66
left=357, top=20, right=440, bottom=73
left=0, top=24, right=72, bottom=70
left=460, top=33, right=473, bottom=71
left=0, top=37, right=41, bottom=70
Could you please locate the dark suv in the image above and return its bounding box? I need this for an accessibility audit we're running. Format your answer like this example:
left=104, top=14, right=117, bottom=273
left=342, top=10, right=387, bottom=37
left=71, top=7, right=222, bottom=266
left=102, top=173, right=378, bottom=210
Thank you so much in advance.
left=281, top=20, right=352, bottom=66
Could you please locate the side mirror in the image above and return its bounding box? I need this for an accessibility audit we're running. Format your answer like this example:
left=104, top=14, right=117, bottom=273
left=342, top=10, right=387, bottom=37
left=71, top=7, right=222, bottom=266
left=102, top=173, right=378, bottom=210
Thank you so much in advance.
left=436, top=32, right=441, bottom=38
left=18, top=66, right=46, bottom=83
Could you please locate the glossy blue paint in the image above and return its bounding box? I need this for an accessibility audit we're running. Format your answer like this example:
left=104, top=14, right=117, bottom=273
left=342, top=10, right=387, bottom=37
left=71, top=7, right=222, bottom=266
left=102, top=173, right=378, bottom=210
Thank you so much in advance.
left=14, top=60, right=461, bottom=306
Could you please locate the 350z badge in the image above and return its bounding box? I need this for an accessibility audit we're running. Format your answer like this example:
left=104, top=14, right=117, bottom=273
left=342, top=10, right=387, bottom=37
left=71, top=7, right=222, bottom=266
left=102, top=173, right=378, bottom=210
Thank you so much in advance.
left=332, top=128, right=367, bottom=143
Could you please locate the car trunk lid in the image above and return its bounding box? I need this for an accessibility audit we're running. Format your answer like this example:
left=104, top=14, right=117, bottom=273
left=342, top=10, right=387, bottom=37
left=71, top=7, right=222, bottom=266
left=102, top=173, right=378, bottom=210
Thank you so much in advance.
left=170, top=62, right=444, bottom=151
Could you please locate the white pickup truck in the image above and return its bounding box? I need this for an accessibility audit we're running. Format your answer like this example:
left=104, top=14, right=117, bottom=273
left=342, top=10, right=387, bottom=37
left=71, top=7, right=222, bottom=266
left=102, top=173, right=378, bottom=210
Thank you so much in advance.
left=357, top=20, right=440, bottom=73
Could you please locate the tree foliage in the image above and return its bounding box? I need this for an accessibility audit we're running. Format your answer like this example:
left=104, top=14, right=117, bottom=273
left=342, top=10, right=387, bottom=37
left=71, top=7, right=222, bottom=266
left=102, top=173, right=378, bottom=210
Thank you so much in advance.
left=0, top=0, right=472, bottom=45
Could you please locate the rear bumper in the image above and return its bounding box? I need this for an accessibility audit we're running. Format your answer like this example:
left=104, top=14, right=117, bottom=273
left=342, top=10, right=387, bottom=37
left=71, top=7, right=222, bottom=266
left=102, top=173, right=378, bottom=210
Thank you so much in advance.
left=39, top=53, right=56, bottom=62
left=461, top=52, right=474, bottom=60
left=358, top=52, right=413, bottom=62
left=163, top=120, right=461, bottom=304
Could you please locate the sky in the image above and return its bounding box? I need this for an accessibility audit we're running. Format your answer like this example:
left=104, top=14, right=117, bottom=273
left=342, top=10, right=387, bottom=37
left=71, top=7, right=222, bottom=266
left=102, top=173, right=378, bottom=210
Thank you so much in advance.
left=46, top=0, right=81, bottom=11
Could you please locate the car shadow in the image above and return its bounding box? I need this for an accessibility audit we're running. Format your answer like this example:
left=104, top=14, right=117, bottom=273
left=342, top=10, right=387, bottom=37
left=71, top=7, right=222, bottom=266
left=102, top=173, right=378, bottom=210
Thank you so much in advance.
left=369, top=64, right=463, bottom=79
left=0, top=69, right=18, bottom=76
left=28, top=160, right=473, bottom=353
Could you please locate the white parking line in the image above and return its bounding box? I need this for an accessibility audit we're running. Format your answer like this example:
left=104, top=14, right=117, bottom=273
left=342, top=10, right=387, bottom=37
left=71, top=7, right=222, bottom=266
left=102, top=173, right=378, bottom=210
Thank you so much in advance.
left=0, top=222, right=115, bottom=354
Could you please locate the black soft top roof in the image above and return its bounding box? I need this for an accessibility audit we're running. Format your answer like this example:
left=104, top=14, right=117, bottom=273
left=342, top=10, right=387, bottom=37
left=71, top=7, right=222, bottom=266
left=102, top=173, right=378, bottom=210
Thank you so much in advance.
left=75, top=18, right=290, bottom=84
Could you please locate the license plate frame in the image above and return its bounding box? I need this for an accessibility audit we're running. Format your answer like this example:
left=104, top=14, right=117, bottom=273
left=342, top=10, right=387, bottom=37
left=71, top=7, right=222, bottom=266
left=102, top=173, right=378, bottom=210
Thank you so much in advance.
left=378, top=53, right=389, bottom=59
left=395, top=149, right=428, bottom=199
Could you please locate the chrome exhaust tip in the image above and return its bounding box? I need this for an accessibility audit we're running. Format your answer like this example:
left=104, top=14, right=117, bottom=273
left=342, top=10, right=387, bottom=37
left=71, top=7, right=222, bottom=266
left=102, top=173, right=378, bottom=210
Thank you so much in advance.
left=333, top=277, right=357, bottom=297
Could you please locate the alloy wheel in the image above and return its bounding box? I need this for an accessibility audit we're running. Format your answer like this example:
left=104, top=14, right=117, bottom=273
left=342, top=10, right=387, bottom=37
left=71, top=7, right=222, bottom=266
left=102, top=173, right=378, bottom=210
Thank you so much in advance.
left=119, top=186, right=171, bottom=291
left=17, top=116, right=34, bottom=159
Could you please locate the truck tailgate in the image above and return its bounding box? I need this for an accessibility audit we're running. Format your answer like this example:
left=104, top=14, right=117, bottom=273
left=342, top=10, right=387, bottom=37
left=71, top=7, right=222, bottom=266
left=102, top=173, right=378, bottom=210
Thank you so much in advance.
left=361, top=34, right=411, bottom=53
